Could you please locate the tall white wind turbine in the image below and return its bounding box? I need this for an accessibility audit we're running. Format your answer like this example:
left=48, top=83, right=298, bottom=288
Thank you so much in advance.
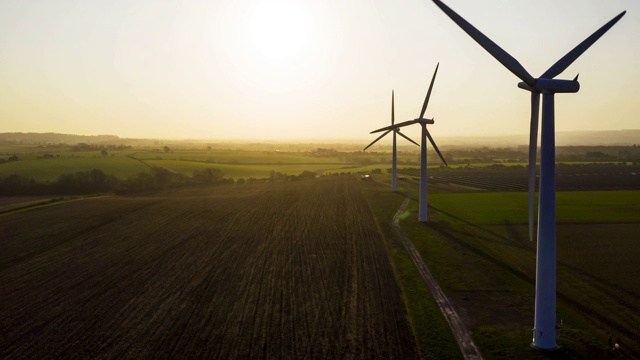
left=371, top=63, right=447, bottom=222
left=432, top=0, right=625, bottom=350
left=364, top=91, right=419, bottom=191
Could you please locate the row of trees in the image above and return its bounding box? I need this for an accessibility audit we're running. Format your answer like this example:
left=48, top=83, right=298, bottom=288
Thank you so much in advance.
left=0, top=155, right=19, bottom=164
left=0, top=167, right=319, bottom=196
left=71, top=143, right=132, bottom=151
left=0, top=168, right=231, bottom=196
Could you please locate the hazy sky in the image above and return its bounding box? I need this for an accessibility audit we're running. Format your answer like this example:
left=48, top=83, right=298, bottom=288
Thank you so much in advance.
left=1, top=0, right=638, bottom=141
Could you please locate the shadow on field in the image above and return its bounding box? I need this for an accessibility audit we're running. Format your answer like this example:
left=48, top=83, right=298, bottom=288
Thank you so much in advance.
left=429, top=205, right=534, bottom=252
left=420, top=212, right=534, bottom=287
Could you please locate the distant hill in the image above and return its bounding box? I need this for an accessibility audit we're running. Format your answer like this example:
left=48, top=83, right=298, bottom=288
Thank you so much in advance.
left=0, top=132, right=121, bottom=145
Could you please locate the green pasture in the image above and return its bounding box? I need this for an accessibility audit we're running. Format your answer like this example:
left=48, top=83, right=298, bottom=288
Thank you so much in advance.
left=359, top=152, right=421, bottom=163
left=133, top=150, right=345, bottom=164
left=146, top=158, right=428, bottom=180
left=0, top=152, right=149, bottom=181
left=0, top=145, right=45, bottom=155
left=324, top=164, right=443, bottom=177
left=0, top=146, right=70, bottom=158
left=144, top=159, right=350, bottom=179
left=323, top=164, right=387, bottom=175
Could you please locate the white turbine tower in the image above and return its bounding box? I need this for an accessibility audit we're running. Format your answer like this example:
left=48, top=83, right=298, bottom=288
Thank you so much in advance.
left=432, top=0, right=625, bottom=350
left=371, top=63, right=447, bottom=222
left=364, top=90, right=419, bottom=191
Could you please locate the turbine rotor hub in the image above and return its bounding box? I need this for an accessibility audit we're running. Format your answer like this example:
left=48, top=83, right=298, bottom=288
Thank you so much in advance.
left=518, top=79, right=580, bottom=94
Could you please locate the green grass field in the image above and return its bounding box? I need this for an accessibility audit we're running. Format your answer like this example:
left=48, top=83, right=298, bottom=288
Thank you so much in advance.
left=132, top=150, right=345, bottom=164
left=0, top=152, right=149, bottom=181
left=143, top=159, right=353, bottom=179
left=383, top=180, right=640, bottom=358
left=1, top=148, right=364, bottom=181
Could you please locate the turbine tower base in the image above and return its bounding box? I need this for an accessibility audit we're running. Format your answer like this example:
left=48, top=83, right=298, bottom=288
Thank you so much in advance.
left=530, top=342, right=559, bottom=352
left=529, top=342, right=560, bottom=352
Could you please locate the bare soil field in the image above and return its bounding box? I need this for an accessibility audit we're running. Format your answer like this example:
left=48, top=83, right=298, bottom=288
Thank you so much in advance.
left=0, top=178, right=418, bottom=359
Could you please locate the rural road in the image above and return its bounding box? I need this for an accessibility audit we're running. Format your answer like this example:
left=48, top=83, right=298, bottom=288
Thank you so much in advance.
left=393, top=194, right=483, bottom=360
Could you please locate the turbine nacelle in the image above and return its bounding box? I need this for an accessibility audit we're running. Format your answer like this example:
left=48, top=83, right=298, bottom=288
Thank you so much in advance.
left=371, top=117, right=435, bottom=134
left=414, top=118, right=435, bottom=125
left=518, top=79, right=580, bottom=94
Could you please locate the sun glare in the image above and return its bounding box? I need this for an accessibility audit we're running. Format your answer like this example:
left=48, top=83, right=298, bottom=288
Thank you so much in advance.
left=243, top=1, right=309, bottom=65
left=226, top=0, right=328, bottom=95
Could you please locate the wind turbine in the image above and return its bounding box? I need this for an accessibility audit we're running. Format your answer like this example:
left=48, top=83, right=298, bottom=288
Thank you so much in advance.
left=432, top=0, right=625, bottom=350
left=364, top=90, right=419, bottom=191
left=371, top=63, right=447, bottom=222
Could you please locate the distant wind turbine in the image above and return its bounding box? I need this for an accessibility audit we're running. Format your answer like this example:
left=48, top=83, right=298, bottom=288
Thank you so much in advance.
left=364, top=90, right=419, bottom=192
left=371, top=63, right=447, bottom=222
left=432, top=0, right=625, bottom=350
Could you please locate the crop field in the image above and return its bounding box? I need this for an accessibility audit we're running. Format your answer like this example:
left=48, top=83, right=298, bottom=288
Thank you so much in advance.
left=389, top=183, right=640, bottom=358
left=0, top=177, right=421, bottom=359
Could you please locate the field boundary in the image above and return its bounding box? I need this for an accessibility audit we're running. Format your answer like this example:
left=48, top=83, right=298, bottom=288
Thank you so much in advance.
left=393, top=193, right=483, bottom=360
left=0, top=194, right=108, bottom=216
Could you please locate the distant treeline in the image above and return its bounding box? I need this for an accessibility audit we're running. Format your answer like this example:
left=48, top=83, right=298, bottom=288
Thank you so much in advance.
left=0, top=168, right=318, bottom=196
left=0, top=155, right=19, bottom=164
left=0, top=133, right=121, bottom=145
left=434, top=146, right=640, bottom=165
left=71, top=143, right=132, bottom=151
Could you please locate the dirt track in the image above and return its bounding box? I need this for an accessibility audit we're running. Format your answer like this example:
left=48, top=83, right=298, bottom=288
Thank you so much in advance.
left=392, top=194, right=483, bottom=360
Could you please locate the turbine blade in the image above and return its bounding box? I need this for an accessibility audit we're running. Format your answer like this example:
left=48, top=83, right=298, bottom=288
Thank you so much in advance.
left=392, top=90, right=395, bottom=125
left=420, top=63, right=439, bottom=119
left=528, top=92, right=540, bottom=241
left=363, top=130, right=392, bottom=151
left=431, top=0, right=535, bottom=87
left=397, top=131, right=420, bottom=147
left=425, top=129, right=448, bottom=166
left=370, top=119, right=418, bottom=133
left=541, top=11, right=626, bottom=79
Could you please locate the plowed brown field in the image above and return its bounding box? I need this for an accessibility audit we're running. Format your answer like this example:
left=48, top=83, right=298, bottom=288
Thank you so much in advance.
left=0, top=177, right=419, bottom=359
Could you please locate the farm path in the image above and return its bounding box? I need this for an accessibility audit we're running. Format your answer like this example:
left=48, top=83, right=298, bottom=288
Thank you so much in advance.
left=392, top=193, right=483, bottom=360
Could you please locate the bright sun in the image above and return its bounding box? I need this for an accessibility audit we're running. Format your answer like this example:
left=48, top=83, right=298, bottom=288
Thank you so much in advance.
left=243, top=1, right=309, bottom=65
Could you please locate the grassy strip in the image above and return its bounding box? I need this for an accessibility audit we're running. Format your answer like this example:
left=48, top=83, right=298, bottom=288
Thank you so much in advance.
left=0, top=194, right=108, bottom=216
left=360, top=180, right=463, bottom=359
